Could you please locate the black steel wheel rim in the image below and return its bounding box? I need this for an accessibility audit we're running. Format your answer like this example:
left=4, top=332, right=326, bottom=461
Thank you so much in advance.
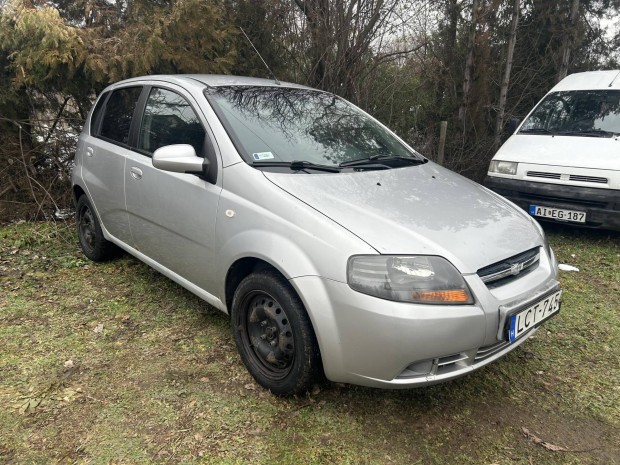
left=78, top=206, right=96, bottom=253
left=240, top=291, right=295, bottom=380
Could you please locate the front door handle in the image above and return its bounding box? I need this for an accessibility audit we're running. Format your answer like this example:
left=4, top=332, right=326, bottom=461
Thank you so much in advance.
left=130, top=167, right=143, bottom=180
left=86, top=147, right=94, bottom=157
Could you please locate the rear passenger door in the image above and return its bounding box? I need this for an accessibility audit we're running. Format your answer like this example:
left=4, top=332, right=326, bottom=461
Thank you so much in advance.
left=81, top=86, right=142, bottom=244
left=124, top=84, right=222, bottom=293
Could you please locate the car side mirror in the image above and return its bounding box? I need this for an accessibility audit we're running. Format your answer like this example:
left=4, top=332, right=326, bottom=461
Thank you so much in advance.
left=152, top=144, right=209, bottom=175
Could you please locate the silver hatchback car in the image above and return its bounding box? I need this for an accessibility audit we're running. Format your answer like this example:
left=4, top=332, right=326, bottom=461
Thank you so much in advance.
left=72, top=75, right=562, bottom=395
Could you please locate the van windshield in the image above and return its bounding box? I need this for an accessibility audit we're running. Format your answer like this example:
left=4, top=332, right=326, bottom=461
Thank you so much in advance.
left=204, top=86, right=422, bottom=167
left=520, top=90, right=620, bottom=137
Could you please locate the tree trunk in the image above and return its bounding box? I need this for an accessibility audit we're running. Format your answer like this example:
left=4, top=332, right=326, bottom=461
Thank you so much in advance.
left=458, top=0, right=480, bottom=128
left=433, top=0, right=459, bottom=119
left=494, top=0, right=520, bottom=151
left=557, top=0, right=579, bottom=82
left=295, top=0, right=330, bottom=89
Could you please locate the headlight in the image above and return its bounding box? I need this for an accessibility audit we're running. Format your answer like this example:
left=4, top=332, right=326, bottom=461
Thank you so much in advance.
left=347, top=255, right=474, bottom=304
left=489, top=160, right=518, bottom=175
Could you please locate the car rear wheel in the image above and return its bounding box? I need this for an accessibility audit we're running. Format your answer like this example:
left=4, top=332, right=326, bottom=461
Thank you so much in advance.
left=231, top=270, right=322, bottom=396
left=76, top=195, right=120, bottom=262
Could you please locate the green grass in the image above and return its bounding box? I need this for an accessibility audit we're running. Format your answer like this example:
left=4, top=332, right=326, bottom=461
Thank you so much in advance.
left=0, top=221, right=618, bottom=464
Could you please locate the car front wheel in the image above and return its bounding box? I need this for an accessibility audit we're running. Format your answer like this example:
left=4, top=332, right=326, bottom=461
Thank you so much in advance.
left=231, top=270, right=322, bottom=396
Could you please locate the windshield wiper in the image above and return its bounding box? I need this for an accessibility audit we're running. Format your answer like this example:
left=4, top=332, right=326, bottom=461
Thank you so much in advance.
left=556, top=129, right=618, bottom=138
left=252, top=160, right=341, bottom=173
left=518, top=128, right=553, bottom=135
left=339, top=155, right=428, bottom=168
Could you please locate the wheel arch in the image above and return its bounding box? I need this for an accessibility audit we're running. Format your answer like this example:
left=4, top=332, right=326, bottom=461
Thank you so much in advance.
left=225, top=257, right=295, bottom=313
left=72, top=184, right=87, bottom=205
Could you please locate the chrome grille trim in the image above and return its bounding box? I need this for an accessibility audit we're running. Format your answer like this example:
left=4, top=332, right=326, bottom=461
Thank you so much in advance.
left=436, top=353, right=469, bottom=367
left=475, top=341, right=509, bottom=362
left=527, top=171, right=561, bottom=180
left=477, top=247, right=540, bottom=286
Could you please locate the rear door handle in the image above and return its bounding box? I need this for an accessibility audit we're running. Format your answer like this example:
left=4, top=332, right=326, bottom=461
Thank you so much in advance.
left=86, top=147, right=94, bottom=157
left=130, top=167, right=143, bottom=180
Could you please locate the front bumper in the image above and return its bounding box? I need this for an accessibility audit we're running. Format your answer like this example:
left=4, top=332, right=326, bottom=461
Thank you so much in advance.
left=484, top=176, right=620, bottom=231
left=290, top=249, right=560, bottom=388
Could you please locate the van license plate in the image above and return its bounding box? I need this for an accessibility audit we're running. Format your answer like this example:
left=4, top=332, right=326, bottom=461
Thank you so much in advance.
left=529, top=205, right=586, bottom=223
left=509, top=290, right=562, bottom=343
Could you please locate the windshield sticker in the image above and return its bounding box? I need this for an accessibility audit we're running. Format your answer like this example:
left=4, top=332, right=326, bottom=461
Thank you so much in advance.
left=252, top=152, right=275, bottom=161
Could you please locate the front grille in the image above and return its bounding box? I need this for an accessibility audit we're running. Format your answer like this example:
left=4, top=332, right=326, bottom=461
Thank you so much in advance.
left=477, top=247, right=540, bottom=287
left=569, top=174, right=608, bottom=184
left=475, top=341, right=509, bottom=362
left=527, top=171, right=561, bottom=180
left=527, top=171, right=608, bottom=184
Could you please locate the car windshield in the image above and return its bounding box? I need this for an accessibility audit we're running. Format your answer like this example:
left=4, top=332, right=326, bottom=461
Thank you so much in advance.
left=205, top=86, right=422, bottom=167
left=520, top=90, right=620, bottom=136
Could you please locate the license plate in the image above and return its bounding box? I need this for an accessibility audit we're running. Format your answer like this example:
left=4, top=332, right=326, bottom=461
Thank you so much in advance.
left=508, top=290, right=562, bottom=343
left=529, top=205, right=586, bottom=223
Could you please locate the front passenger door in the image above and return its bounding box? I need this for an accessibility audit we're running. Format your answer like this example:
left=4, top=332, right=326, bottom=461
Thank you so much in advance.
left=124, top=86, right=222, bottom=293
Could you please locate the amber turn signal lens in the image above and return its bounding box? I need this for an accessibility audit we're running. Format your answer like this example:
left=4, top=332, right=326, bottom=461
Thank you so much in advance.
left=410, top=289, right=473, bottom=303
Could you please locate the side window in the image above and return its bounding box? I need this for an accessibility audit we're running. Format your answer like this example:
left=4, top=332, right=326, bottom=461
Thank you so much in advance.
left=89, top=91, right=109, bottom=135
left=100, top=87, right=142, bottom=145
left=138, top=88, right=205, bottom=156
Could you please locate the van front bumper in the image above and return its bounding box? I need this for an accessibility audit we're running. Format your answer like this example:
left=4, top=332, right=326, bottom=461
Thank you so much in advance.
left=484, top=176, right=620, bottom=231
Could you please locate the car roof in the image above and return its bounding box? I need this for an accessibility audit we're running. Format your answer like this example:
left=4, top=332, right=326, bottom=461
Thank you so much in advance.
left=552, top=70, right=620, bottom=92
left=109, top=74, right=314, bottom=91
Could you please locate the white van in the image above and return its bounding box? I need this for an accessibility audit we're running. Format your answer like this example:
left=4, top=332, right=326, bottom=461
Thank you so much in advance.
left=485, top=70, right=620, bottom=231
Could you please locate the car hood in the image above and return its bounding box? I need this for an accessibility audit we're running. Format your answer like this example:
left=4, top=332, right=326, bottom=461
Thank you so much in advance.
left=496, top=134, right=620, bottom=171
left=262, top=163, right=542, bottom=273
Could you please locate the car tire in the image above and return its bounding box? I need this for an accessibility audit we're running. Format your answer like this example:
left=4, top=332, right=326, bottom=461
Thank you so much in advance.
left=231, top=270, right=322, bottom=396
left=76, top=195, right=120, bottom=262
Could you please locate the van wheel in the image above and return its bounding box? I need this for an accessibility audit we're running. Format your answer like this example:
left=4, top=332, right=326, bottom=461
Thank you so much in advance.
left=231, top=271, right=321, bottom=396
left=76, top=195, right=120, bottom=262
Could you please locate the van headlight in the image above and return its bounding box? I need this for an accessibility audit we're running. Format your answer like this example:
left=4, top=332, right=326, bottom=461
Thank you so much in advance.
left=489, top=160, right=518, bottom=175
left=347, top=255, right=474, bottom=304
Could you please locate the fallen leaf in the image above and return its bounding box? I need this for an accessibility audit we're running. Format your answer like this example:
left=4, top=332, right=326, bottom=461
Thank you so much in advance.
left=93, top=324, right=104, bottom=334
left=64, top=360, right=74, bottom=368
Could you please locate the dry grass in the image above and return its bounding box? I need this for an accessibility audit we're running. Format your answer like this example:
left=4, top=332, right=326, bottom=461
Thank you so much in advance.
left=1, top=221, right=618, bottom=464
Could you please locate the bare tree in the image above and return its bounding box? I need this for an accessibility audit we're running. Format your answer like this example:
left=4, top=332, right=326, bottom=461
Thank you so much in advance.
left=494, top=0, right=520, bottom=151
left=291, top=0, right=419, bottom=103
left=458, top=0, right=480, bottom=127
left=558, top=0, right=580, bottom=82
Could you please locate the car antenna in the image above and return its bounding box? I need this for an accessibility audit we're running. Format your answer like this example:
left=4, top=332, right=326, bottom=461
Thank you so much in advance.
left=608, top=70, right=620, bottom=87
left=239, top=27, right=281, bottom=86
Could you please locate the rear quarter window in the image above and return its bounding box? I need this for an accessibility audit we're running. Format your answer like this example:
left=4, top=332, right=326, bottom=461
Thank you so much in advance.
left=89, top=91, right=109, bottom=136
left=100, top=86, right=143, bottom=145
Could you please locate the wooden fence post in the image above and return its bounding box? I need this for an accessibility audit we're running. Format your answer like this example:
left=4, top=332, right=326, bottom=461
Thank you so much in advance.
left=437, top=121, right=448, bottom=166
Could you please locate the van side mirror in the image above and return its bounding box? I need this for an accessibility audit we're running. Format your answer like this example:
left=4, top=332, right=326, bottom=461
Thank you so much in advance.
left=507, top=117, right=521, bottom=135
left=152, top=144, right=209, bottom=175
